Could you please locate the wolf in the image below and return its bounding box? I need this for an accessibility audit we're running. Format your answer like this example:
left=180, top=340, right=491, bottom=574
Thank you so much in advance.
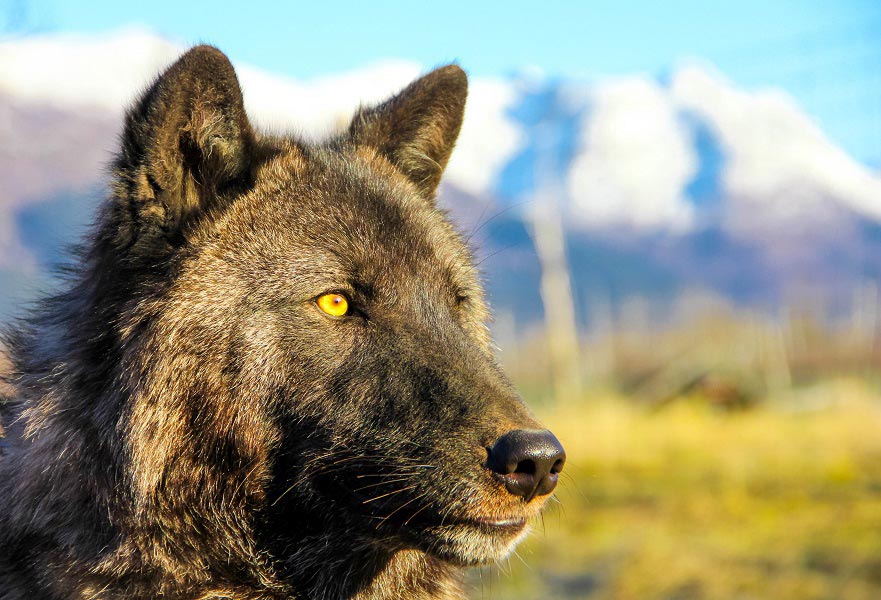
left=0, top=46, right=566, bottom=599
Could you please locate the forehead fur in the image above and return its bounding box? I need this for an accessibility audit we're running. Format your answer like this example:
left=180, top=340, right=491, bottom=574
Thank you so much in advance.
left=207, top=141, right=481, bottom=301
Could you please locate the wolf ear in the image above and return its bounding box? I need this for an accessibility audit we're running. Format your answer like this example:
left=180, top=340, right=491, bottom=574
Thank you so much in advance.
left=112, top=45, right=254, bottom=253
left=348, top=64, right=467, bottom=199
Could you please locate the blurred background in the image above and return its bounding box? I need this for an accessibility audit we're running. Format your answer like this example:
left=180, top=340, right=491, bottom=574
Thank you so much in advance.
left=3, top=1, right=881, bottom=598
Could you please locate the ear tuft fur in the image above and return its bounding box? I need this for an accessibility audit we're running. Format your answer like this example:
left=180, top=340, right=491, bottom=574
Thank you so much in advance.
left=348, top=64, right=468, bottom=199
left=111, top=45, right=254, bottom=254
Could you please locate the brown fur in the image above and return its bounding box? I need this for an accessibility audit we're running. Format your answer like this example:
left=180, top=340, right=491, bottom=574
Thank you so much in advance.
left=0, top=46, right=561, bottom=599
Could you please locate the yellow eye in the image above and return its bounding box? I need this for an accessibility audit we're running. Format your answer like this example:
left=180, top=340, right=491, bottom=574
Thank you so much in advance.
left=316, top=293, right=349, bottom=317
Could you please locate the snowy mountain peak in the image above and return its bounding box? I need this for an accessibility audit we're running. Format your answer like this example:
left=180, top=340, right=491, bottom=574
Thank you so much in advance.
left=671, top=65, right=881, bottom=225
left=3, top=28, right=880, bottom=232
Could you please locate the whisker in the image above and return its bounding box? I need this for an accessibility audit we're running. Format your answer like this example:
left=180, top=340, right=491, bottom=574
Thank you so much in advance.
left=375, top=490, right=431, bottom=528
left=354, top=472, right=419, bottom=479
left=493, top=556, right=511, bottom=578
left=353, top=477, right=415, bottom=492
left=361, top=485, right=417, bottom=505
left=472, top=243, right=521, bottom=269
left=325, top=454, right=421, bottom=467
left=560, top=471, right=586, bottom=503
left=402, top=501, right=432, bottom=526
left=548, top=495, right=567, bottom=519
left=465, top=198, right=535, bottom=245
left=305, top=461, right=431, bottom=478
left=511, top=548, right=531, bottom=570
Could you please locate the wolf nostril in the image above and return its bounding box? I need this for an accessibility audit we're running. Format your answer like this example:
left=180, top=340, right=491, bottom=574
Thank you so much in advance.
left=515, top=459, right=536, bottom=475
left=487, top=429, right=566, bottom=500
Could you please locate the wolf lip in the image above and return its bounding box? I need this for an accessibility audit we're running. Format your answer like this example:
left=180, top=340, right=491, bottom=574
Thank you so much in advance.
left=463, top=516, right=527, bottom=531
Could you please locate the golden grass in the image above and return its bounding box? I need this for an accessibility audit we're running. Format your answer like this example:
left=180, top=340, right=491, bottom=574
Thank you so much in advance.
left=469, top=379, right=881, bottom=599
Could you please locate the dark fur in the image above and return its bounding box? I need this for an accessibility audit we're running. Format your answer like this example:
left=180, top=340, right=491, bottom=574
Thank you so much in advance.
left=0, top=47, right=556, bottom=599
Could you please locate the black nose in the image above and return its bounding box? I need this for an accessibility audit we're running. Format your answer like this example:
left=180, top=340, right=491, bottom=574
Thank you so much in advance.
left=487, top=429, right=566, bottom=501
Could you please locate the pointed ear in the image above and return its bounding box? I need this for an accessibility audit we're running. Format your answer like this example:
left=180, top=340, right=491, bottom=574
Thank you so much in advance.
left=112, top=45, right=254, bottom=254
left=347, top=64, right=467, bottom=199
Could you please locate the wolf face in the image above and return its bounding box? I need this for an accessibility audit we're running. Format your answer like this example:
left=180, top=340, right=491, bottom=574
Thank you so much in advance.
left=0, top=46, right=565, bottom=599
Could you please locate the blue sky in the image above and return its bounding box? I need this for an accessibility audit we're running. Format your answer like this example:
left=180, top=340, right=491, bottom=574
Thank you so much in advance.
left=5, top=0, right=881, bottom=165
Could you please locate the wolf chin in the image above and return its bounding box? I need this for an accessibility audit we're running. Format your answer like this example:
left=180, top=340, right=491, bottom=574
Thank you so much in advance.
left=0, top=47, right=566, bottom=599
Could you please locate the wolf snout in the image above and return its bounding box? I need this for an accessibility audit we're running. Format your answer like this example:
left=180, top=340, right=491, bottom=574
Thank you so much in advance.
left=487, top=429, right=566, bottom=501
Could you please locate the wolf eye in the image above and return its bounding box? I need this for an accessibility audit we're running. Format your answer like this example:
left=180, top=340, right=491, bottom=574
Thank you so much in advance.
left=316, top=293, right=350, bottom=317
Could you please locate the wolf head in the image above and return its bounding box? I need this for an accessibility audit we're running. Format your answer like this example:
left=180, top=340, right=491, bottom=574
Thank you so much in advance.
left=11, top=46, right=565, bottom=594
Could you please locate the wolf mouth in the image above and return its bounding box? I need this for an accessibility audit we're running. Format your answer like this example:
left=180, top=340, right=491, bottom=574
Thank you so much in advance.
left=315, top=470, right=528, bottom=533
left=464, top=516, right=528, bottom=531
left=422, top=515, right=530, bottom=546
left=396, top=507, right=530, bottom=534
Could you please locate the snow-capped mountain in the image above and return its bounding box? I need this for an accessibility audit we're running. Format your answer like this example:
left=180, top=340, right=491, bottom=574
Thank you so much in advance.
left=2, top=28, right=880, bottom=325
